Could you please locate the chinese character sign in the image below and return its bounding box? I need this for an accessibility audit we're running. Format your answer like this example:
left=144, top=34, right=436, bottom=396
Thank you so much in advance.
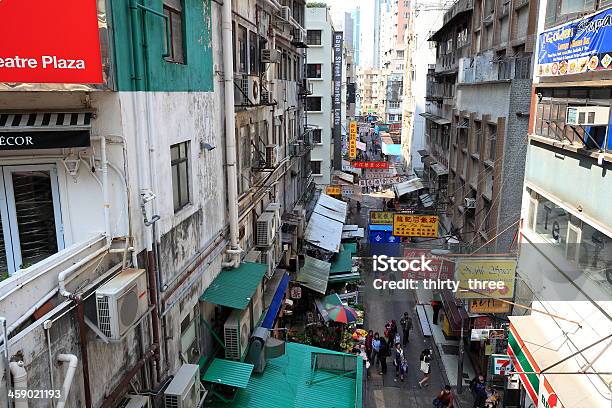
left=325, top=185, right=342, bottom=195
left=369, top=211, right=394, bottom=225
left=351, top=161, right=390, bottom=169
left=392, top=214, right=439, bottom=237
left=349, top=121, right=357, bottom=159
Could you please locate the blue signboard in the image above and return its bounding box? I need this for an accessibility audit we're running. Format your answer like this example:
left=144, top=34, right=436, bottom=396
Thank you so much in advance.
left=537, top=8, right=612, bottom=77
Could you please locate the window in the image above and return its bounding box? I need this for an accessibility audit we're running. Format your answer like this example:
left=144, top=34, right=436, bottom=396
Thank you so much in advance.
left=171, top=141, right=190, bottom=212
left=249, top=31, right=258, bottom=74
left=397, top=50, right=404, bottom=58
left=306, top=64, right=322, bottom=78
left=0, top=165, right=64, bottom=277
left=311, top=161, right=322, bottom=175
left=163, top=0, right=185, bottom=64
left=312, top=129, right=322, bottom=143
left=305, top=97, right=322, bottom=112
left=307, top=30, right=322, bottom=45
left=237, top=25, right=248, bottom=73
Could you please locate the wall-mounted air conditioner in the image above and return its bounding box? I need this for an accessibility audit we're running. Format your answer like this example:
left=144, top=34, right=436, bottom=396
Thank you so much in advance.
left=265, top=145, right=279, bottom=168
left=256, top=212, right=276, bottom=247
left=235, top=75, right=260, bottom=105
left=119, top=394, right=150, bottom=408
left=224, top=308, right=252, bottom=360
left=96, top=268, right=148, bottom=341
left=261, top=90, right=273, bottom=105
left=465, top=198, right=476, bottom=209
left=566, top=106, right=610, bottom=126
left=261, top=49, right=281, bottom=63
left=164, top=364, right=200, bottom=408
left=265, top=202, right=281, bottom=230
left=293, top=28, right=306, bottom=44
left=280, top=6, right=291, bottom=21
left=259, top=246, right=275, bottom=278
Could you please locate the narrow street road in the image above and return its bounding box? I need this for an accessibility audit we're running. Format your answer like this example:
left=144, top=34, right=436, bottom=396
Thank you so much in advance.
left=351, top=195, right=462, bottom=408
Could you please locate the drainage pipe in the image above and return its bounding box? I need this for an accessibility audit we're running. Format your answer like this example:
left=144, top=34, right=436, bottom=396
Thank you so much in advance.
left=9, top=361, right=27, bottom=408
left=55, top=354, right=78, bottom=408
left=0, top=317, right=9, bottom=408
left=72, top=297, right=92, bottom=408
left=58, top=246, right=110, bottom=298
left=221, top=0, right=242, bottom=269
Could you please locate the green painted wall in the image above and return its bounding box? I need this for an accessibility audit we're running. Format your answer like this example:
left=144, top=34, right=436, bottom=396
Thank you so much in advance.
left=110, top=0, right=214, bottom=92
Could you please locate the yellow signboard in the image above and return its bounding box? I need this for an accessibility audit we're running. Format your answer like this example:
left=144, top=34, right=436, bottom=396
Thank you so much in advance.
left=392, top=214, right=439, bottom=237
left=325, top=185, right=342, bottom=195
left=468, top=299, right=511, bottom=313
left=369, top=211, right=394, bottom=225
left=455, top=258, right=517, bottom=299
left=349, top=121, right=357, bottom=159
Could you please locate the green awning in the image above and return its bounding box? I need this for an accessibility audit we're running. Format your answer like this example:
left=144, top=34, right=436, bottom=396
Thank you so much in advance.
left=202, top=358, right=254, bottom=389
left=200, top=262, right=267, bottom=310
left=329, top=272, right=361, bottom=283
left=322, top=293, right=343, bottom=306
left=330, top=247, right=352, bottom=274
left=342, top=243, right=358, bottom=255
left=296, top=255, right=331, bottom=295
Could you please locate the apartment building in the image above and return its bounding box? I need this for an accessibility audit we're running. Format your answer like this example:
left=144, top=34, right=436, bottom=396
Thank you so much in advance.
left=424, top=0, right=538, bottom=251
left=305, top=5, right=337, bottom=185
left=0, top=0, right=311, bottom=406
left=509, top=2, right=612, bottom=407
left=358, top=68, right=384, bottom=118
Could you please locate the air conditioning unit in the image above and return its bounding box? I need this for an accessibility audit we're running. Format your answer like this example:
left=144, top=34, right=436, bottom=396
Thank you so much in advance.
left=96, top=268, right=148, bottom=341
left=224, top=308, right=252, bottom=360
left=465, top=198, right=476, bottom=209
left=261, top=90, right=273, bottom=105
left=252, top=284, right=264, bottom=322
left=244, top=250, right=262, bottom=263
left=280, top=6, right=291, bottom=21
left=164, top=364, right=200, bottom=408
left=261, top=49, right=281, bottom=63
left=256, top=212, right=276, bottom=247
left=247, top=76, right=260, bottom=105
left=118, top=394, right=151, bottom=408
left=259, top=246, right=275, bottom=278
left=292, top=28, right=306, bottom=44
left=265, top=203, right=281, bottom=229
left=265, top=144, right=279, bottom=168
left=566, top=106, right=610, bottom=126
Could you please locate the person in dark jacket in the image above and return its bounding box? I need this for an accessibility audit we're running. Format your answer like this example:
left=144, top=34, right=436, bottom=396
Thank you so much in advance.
left=393, top=343, right=406, bottom=381
left=418, top=348, right=433, bottom=387
left=365, top=330, right=374, bottom=361
left=400, top=312, right=413, bottom=345
left=378, top=337, right=389, bottom=375
left=469, top=375, right=488, bottom=408
left=431, top=300, right=442, bottom=325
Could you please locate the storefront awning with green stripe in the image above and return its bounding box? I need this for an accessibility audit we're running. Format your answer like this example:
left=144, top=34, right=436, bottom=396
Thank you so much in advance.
left=296, top=255, right=331, bottom=295
left=202, top=358, right=254, bottom=388
left=200, top=262, right=267, bottom=310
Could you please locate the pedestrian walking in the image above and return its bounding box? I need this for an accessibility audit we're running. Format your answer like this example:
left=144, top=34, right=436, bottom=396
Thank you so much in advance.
left=400, top=312, right=413, bottom=345
left=433, top=385, right=455, bottom=408
left=371, top=333, right=381, bottom=368
left=418, top=348, right=433, bottom=388
left=431, top=299, right=442, bottom=325
left=392, top=343, right=406, bottom=381
left=379, top=337, right=389, bottom=375
left=469, top=375, right=487, bottom=408
left=356, top=201, right=362, bottom=212
left=365, top=330, right=374, bottom=361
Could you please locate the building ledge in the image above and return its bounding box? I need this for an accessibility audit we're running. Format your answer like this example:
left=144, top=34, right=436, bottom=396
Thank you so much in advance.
left=529, top=134, right=612, bottom=164
left=457, top=79, right=512, bottom=86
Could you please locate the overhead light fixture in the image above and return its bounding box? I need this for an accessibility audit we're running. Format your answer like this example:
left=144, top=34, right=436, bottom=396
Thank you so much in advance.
left=62, top=154, right=80, bottom=178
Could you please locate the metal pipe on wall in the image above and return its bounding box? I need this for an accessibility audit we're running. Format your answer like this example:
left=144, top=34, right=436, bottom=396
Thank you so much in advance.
left=221, top=0, right=243, bottom=268
left=72, top=297, right=92, bottom=408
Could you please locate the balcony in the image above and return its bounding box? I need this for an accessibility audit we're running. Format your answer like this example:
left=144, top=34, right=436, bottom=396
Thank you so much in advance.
left=458, top=54, right=532, bottom=84
left=435, top=46, right=471, bottom=74
left=429, top=0, right=474, bottom=42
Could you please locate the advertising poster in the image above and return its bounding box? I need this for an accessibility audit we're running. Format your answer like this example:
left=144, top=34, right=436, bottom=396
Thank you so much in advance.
left=455, top=258, right=517, bottom=299
left=537, top=7, right=612, bottom=77
left=392, top=214, right=439, bottom=237
left=0, top=0, right=103, bottom=83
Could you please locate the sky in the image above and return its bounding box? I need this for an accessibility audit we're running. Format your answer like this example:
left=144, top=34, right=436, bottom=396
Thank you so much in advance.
left=308, top=0, right=375, bottom=68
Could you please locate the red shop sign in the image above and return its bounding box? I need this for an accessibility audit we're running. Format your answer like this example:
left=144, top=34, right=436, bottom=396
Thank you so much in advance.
left=351, top=161, right=390, bottom=169
left=0, top=0, right=103, bottom=84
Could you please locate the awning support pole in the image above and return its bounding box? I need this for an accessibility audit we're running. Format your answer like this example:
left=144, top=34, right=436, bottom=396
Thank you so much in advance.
left=540, top=333, right=612, bottom=374
left=200, top=316, right=226, bottom=350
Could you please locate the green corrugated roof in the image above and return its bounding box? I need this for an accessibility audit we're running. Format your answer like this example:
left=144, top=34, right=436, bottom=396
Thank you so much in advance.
left=322, top=293, right=343, bottom=306
left=202, top=358, right=254, bottom=389
left=296, top=256, right=330, bottom=295
left=200, top=262, right=267, bottom=310
left=330, top=247, right=353, bottom=274
left=328, top=272, right=361, bottom=283
left=209, top=343, right=362, bottom=408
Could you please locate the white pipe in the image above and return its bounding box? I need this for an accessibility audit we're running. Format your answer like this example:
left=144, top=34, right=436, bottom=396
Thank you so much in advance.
left=58, top=246, right=110, bottom=298
left=55, top=354, right=78, bottom=408
left=9, top=361, right=27, bottom=408
left=6, top=288, right=57, bottom=335
left=100, top=136, right=112, bottom=246
left=221, top=0, right=242, bottom=268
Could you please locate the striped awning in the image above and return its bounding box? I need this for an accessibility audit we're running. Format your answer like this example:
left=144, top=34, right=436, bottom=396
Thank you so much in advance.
left=0, top=112, right=93, bottom=150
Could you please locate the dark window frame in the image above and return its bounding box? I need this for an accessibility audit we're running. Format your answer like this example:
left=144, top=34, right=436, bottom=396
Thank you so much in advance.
left=163, top=0, right=186, bottom=64
left=306, top=63, right=322, bottom=78
left=171, top=141, right=191, bottom=212
left=307, top=30, right=322, bottom=45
